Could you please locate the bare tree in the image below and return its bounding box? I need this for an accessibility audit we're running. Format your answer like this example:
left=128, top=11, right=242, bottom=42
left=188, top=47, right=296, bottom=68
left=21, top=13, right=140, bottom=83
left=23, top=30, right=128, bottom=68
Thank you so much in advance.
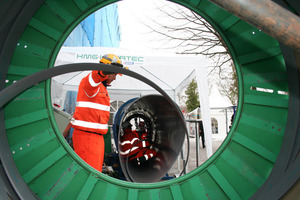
left=140, top=1, right=237, bottom=105
left=142, top=2, right=232, bottom=73
left=217, top=64, right=238, bottom=105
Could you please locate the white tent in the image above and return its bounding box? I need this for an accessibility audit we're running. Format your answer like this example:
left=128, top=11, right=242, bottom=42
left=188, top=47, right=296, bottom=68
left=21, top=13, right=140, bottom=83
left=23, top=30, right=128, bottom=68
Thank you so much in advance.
left=52, top=46, right=217, bottom=157
left=52, top=47, right=206, bottom=105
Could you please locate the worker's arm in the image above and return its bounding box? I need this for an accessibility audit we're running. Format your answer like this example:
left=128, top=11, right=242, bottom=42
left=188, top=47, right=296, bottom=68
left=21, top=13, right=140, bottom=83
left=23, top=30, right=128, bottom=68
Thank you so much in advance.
left=82, top=71, right=107, bottom=97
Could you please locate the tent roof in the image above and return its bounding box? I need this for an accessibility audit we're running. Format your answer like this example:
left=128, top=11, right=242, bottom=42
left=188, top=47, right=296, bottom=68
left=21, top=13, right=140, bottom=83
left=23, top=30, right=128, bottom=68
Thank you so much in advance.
left=52, top=47, right=233, bottom=108
left=53, top=47, right=205, bottom=92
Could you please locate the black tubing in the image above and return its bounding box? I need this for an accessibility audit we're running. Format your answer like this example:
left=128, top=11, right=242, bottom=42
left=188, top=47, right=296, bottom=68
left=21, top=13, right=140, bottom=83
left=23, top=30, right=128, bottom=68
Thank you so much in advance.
left=0, top=63, right=178, bottom=109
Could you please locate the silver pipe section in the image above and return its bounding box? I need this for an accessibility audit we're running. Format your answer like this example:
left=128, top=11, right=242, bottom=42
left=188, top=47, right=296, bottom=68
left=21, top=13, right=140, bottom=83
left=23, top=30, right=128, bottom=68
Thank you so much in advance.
left=116, top=95, right=187, bottom=183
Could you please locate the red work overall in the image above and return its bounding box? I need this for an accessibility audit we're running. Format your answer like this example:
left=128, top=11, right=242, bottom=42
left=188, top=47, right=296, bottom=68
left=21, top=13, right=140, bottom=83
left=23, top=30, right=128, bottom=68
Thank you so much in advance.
left=71, top=71, right=110, bottom=172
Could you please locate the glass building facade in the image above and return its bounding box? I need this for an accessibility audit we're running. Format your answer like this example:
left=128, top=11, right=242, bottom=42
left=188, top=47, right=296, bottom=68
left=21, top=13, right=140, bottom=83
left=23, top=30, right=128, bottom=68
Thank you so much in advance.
left=63, top=3, right=121, bottom=47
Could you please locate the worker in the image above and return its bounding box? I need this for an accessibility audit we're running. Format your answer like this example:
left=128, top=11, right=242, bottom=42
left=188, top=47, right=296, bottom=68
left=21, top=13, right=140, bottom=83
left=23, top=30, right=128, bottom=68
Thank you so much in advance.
left=120, top=121, right=157, bottom=166
left=71, top=54, right=123, bottom=172
left=136, top=121, right=148, bottom=139
left=199, top=121, right=206, bottom=148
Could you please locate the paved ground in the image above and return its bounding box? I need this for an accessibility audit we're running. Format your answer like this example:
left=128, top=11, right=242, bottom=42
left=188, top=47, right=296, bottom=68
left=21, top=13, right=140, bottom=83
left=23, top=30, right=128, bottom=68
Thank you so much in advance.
left=168, top=137, right=225, bottom=177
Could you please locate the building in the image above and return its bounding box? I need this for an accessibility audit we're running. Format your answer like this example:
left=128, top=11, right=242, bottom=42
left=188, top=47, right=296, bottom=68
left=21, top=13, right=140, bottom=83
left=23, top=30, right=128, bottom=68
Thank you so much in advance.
left=186, top=86, right=235, bottom=140
left=63, top=3, right=121, bottom=47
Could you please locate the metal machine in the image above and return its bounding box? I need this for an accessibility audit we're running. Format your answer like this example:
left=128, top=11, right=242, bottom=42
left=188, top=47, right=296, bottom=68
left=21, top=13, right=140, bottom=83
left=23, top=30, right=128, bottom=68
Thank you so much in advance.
left=113, top=95, right=186, bottom=183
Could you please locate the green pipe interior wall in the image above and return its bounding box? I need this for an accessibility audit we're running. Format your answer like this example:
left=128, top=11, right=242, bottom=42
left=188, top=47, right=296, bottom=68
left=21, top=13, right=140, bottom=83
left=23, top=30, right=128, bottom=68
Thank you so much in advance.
left=0, top=0, right=299, bottom=199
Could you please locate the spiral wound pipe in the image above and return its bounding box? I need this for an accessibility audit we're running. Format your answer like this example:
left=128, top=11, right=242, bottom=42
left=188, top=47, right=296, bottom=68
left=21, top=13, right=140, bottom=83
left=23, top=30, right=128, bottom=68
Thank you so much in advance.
left=1, top=0, right=300, bottom=199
